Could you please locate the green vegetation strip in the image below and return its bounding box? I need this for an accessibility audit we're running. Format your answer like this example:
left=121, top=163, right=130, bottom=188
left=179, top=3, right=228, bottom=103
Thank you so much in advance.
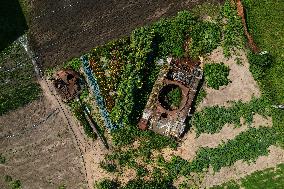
left=204, top=62, right=230, bottom=90
left=0, top=42, right=41, bottom=115
left=192, top=97, right=271, bottom=135
left=157, top=126, right=280, bottom=180
left=211, top=163, right=284, bottom=189
left=70, top=101, right=97, bottom=139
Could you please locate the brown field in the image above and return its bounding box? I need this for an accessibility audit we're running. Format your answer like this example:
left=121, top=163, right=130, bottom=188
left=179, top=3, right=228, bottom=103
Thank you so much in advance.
left=27, top=0, right=223, bottom=70
left=0, top=96, right=87, bottom=189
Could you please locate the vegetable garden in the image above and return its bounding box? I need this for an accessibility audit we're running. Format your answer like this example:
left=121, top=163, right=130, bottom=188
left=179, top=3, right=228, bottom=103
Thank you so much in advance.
left=58, top=0, right=284, bottom=188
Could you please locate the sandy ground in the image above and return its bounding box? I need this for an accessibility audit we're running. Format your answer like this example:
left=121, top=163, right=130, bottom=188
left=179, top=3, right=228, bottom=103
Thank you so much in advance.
left=198, top=47, right=261, bottom=109
left=201, top=145, right=284, bottom=188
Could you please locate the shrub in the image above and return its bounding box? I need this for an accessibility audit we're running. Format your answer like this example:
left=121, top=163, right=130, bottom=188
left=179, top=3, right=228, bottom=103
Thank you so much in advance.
left=63, top=58, right=82, bottom=71
left=248, top=52, right=273, bottom=80
left=204, top=63, right=230, bottom=89
left=100, top=161, right=117, bottom=173
left=189, top=22, right=221, bottom=57
left=10, top=180, right=21, bottom=189
left=70, top=101, right=97, bottom=139
left=166, top=87, right=182, bottom=108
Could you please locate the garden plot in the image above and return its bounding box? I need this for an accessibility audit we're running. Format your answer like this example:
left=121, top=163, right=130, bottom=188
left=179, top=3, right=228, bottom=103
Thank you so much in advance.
left=49, top=1, right=283, bottom=188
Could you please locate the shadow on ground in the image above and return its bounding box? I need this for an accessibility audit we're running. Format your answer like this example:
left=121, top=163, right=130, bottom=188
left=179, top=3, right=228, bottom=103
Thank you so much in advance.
left=0, top=0, right=27, bottom=50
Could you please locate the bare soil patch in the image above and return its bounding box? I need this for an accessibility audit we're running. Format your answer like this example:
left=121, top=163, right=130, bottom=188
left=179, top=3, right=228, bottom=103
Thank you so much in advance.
left=27, top=0, right=224, bottom=71
left=198, top=47, right=261, bottom=109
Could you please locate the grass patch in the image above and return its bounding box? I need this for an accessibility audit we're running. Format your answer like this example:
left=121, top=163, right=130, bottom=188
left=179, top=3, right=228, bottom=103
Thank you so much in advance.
left=244, top=0, right=284, bottom=105
left=211, top=163, right=284, bottom=189
left=243, top=0, right=284, bottom=148
left=0, top=42, right=41, bottom=115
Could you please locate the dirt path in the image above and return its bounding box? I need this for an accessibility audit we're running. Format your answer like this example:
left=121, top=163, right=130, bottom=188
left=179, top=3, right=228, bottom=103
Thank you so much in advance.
left=38, top=77, right=110, bottom=189
left=20, top=34, right=108, bottom=188
left=201, top=145, right=284, bottom=188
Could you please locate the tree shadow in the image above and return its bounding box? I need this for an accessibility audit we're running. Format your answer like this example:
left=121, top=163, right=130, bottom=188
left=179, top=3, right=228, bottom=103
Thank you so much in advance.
left=0, top=0, right=27, bottom=50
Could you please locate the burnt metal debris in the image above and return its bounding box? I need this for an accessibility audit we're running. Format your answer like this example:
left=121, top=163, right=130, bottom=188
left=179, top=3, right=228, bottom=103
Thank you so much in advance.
left=138, top=57, right=203, bottom=138
left=53, top=69, right=82, bottom=102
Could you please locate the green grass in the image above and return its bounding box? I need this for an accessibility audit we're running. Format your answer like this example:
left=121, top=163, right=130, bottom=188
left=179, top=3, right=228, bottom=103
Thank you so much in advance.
left=244, top=0, right=284, bottom=147
left=0, top=42, right=41, bottom=115
left=211, top=163, right=284, bottom=189
left=245, top=0, right=284, bottom=105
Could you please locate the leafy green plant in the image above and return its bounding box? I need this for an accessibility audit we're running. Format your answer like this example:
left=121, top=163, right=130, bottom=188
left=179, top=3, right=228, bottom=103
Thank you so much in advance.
left=166, top=87, right=182, bottom=108
left=63, top=58, right=82, bottom=71
left=152, top=11, right=196, bottom=58
left=136, top=166, right=148, bottom=177
left=70, top=101, right=97, bottom=139
left=248, top=52, right=273, bottom=80
left=204, top=63, right=230, bottom=90
left=194, top=87, right=207, bottom=108
left=189, top=21, right=221, bottom=57
left=10, top=180, right=21, bottom=189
